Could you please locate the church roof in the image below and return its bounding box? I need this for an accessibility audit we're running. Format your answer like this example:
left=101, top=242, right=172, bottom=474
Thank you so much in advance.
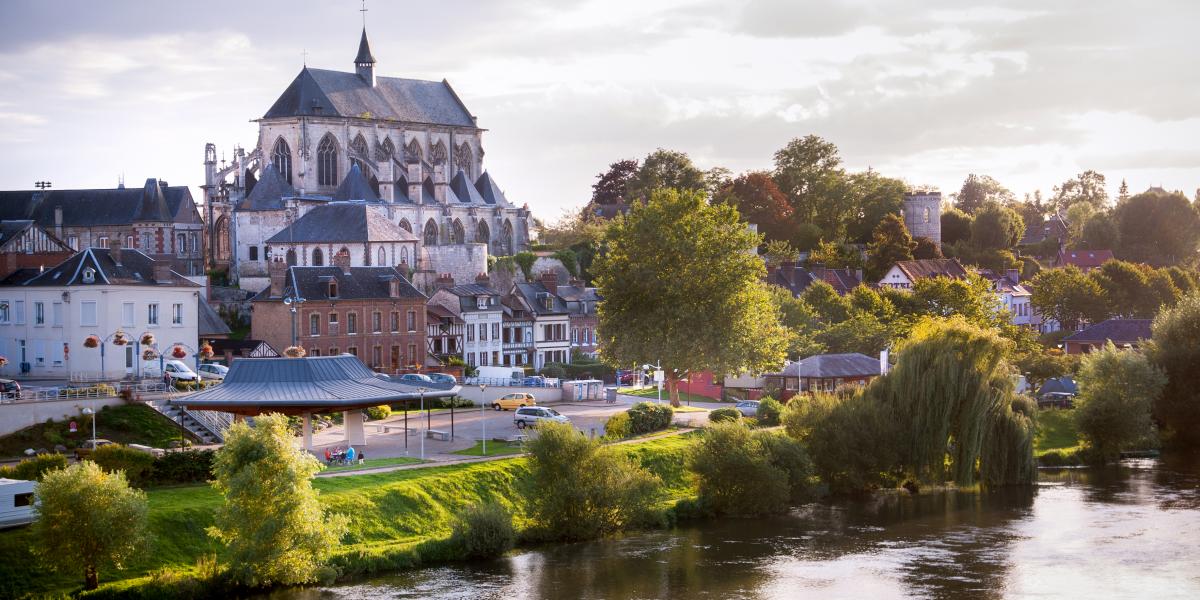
left=263, top=67, right=475, bottom=128
left=0, top=182, right=195, bottom=229
left=239, top=163, right=296, bottom=211
left=450, top=169, right=486, bottom=204
left=354, top=28, right=376, bottom=64
left=333, top=163, right=379, bottom=201
left=265, top=202, right=416, bottom=244
left=474, top=171, right=508, bottom=205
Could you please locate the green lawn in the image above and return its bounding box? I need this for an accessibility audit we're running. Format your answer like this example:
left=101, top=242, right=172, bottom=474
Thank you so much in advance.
left=452, top=440, right=526, bottom=457
left=0, top=404, right=195, bottom=460
left=1035, top=408, right=1083, bottom=457
left=320, top=456, right=425, bottom=473
left=0, top=434, right=699, bottom=598
left=617, top=387, right=725, bottom=405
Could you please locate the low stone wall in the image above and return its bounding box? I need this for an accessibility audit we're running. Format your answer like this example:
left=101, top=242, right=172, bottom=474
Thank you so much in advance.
left=0, top=397, right=126, bottom=437
left=457, top=385, right=565, bottom=405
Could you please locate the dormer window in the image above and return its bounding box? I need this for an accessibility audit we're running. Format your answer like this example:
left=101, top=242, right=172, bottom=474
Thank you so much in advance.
left=477, top=296, right=487, bottom=309
left=328, top=281, right=338, bottom=298
left=82, top=267, right=96, bottom=284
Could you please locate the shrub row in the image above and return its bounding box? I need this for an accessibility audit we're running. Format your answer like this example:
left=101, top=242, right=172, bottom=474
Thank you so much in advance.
left=627, top=402, right=673, bottom=434
left=83, top=448, right=216, bottom=487
left=0, top=453, right=68, bottom=480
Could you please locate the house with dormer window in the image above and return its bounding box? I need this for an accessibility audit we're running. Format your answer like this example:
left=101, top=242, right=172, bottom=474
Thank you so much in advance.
left=426, top=274, right=504, bottom=368
left=511, top=271, right=571, bottom=370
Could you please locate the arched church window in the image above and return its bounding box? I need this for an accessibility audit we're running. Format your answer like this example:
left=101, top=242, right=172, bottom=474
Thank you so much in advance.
left=405, top=139, right=422, bottom=163
left=317, top=134, right=338, bottom=186
left=378, top=247, right=386, bottom=266
left=381, top=137, right=395, bottom=160
left=398, top=218, right=412, bottom=233
left=923, top=207, right=930, bottom=224
left=430, top=140, right=447, bottom=165
left=400, top=246, right=410, bottom=264
left=455, top=143, right=474, bottom=179
left=501, top=219, right=514, bottom=256
left=272, top=137, right=292, bottom=184
left=424, top=220, right=439, bottom=246
left=450, top=220, right=465, bottom=244
left=312, top=247, right=324, bottom=266
left=350, top=134, right=369, bottom=174
left=476, top=220, right=490, bottom=245
left=286, top=249, right=297, bottom=266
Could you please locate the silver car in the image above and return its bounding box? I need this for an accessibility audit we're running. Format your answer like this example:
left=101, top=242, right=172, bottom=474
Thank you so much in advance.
left=514, top=406, right=570, bottom=429
left=735, top=400, right=760, bottom=417
left=196, top=363, right=228, bottom=380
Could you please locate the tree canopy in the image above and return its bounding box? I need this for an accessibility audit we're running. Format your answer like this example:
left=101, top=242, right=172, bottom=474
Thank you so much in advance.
left=626, top=149, right=706, bottom=202
left=970, top=203, right=1025, bottom=250
left=1114, top=189, right=1200, bottom=265
left=594, top=188, right=789, bottom=406
left=1075, top=342, right=1164, bottom=462
left=954, top=174, right=1014, bottom=214
left=1052, top=170, right=1108, bottom=211
left=773, top=135, right=850, bottom=239
left=590, top=159, right=639, bottom=205
left=1029, top=266, right=1108, bottom=331
left=718, top=171, right=795, bottom=243
left=866, top=214, right=916, bottom=280
left=1151, top=292, right=1200, bottom=447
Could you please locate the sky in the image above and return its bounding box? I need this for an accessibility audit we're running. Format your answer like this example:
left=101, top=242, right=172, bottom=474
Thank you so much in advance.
left=1, top=0, right=1197, bottom=222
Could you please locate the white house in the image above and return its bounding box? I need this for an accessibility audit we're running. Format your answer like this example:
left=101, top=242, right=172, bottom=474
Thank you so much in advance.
left=427, top=278, right=504, bottom=368
left=877, top=258, right=970, bottom=289
left=982, top=269, right=1034, bottom=328
left=512, top=272, right=571, bottom=370
left=0, top=243, right=201, bottom=380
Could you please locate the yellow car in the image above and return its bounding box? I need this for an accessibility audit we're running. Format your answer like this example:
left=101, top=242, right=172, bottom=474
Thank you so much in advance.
left=492, top=392, right=536, bottom=411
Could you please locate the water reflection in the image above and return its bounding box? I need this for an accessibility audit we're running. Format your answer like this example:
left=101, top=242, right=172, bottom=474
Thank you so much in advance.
left=266, top=458, right=1200, bottom=600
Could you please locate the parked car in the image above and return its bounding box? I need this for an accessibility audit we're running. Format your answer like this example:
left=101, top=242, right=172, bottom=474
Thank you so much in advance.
left=0, top=379, right=20, bottom=400
left=493, top=392, right=536, bottom=411
left=617, top=371, right=635, bottom=385
left=398, top=373, right=434, bottom=384
left=144, top=360, right=199, bottom=382
left=735, top=400, right=760, bottom=417
left=127, top=443, right=165, bottom=458
left=427, top=373, right=457, bottom=385
left=196, top=363, right=228, bottom=381
left=521, top=376, right=547, bottom=386
left=74, top=439, right=114, bottom=459
left=514, top=406, right=569, bottom=429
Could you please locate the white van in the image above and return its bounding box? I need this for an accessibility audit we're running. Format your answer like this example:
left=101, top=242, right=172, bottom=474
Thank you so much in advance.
left=475, top=366, right=524, bottom=382
left=0, top=478, right=36, bottom=529
left=142, top=360, right=199, bottom=382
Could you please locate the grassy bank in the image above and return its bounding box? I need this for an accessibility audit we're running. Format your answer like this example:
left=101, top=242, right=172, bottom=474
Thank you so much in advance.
left=0, top=434, right=698, bottom=599
left=1034, top=409, right=1084, bottom=465
left=452, top=440, right=525, bottom=457
left=0, top=404, right=195, bottom=460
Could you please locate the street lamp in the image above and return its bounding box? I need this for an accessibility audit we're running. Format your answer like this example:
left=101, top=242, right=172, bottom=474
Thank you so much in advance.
left=82, top=404, right=97, bottom=446
left=642, top=361, right=663, bottom=404
left=283, top=293, right=307, bottom=348
left=418, top=387, right=428, bottom=460
left=479, top=383, right=487, bottom=456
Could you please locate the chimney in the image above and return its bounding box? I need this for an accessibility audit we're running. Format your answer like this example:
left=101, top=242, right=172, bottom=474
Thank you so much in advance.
left=540, top=270, right=559, bottom=292
left=435, top=273, right=455, bottom=291
left=332, top=251, right=352, bottom=275
left=268, top=257, right=287, bottom=297
left=109, top=238, right=123, bottom=266
left=54, top=205, right=63, bottom=239
left=1006, top=268, right=1020, bottom=284
left=153, top=260, right=172, bottom=284
left=475, top=272, right=491, bottom=289
left=568, top=277, right=584, bottom=288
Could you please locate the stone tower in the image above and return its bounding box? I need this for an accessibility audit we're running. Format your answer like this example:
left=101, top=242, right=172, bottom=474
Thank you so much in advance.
left=903, top=191, right=942, bottom=247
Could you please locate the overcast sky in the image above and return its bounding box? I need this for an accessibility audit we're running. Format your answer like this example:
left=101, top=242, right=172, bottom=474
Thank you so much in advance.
left=1, top=0, right=1197, bottom=220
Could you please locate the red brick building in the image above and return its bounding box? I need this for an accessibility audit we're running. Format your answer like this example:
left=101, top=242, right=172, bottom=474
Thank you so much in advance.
left=251, top=255, right=427, bottom=372
left=0, top=220, right=74, bottom=279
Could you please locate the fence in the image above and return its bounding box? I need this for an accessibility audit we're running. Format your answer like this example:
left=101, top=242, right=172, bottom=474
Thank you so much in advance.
left=465, top=376, right=562, bottom=388
left=1, top=380, right=219, bottom=405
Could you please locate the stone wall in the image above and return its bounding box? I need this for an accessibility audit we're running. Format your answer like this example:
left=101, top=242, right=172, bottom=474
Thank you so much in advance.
left=417, top=244, right=489, bottom=293
left=0, top=397, right=126, bottom=438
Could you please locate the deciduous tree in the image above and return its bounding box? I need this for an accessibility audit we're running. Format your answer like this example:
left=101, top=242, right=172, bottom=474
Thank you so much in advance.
left=1052, top=170, right=1108, bottom=212
left=844, top=170, right=906, bottom=244
left=866, top=214, right=916, bottom=280
left=773, top=135, right=850, bottom=238
left=590, top=159, right=639, bottom=205
left=1075, top=342, right=1165, bottom=462
left=1114, top=189, right=1200, bottom=265
left=954, top=174, right=1014, bottom=214
left=970, top=203, right=1025, bottom=250
left=594, top=189, right=789, bottom=406
left=1150, top=293, right=1200, bottom=447
left=1029, top=266, right=1109, bottom=331
left=626, top=149, right=706, bottom=202
left=718, top=171, right=795, bottom=243
left=940, top=207, right=974, bottom=245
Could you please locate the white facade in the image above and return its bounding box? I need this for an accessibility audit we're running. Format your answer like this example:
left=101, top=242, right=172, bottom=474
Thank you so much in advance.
left=0, top=285, right=200, bottom=380
left=878, top=265, right=917, bottom=289
left=463, top=308, right=503, bottom=368
left=533, top=314, right=571, bottom=370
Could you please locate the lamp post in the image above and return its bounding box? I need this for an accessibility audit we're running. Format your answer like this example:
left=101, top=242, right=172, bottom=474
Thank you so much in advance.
left=418, top=387, right=428, bottom=460
left=283, top=293, right=306, bottom=348
left=82, top=404, right=96, bottom=446
left=479, top=383, right=487, bottom=456
left=643, top=361, right=663, bottom=404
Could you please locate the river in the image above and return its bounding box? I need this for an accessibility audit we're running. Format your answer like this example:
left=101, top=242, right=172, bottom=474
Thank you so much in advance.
left=268, top=456, right=1200, bottom=599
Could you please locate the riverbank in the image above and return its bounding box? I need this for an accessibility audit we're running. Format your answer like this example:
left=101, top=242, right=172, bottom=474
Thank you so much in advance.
left=0, top=433, right=698, bottom=599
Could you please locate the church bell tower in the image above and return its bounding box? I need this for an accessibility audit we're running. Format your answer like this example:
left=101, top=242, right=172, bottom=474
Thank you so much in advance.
left=355, top=28, right=376, bottom=87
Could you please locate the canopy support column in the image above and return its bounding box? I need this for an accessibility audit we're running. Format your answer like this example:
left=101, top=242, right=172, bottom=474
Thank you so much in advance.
left=344, top=410, right=365, bottom=449
left=302, top=412, right=313, bottom=452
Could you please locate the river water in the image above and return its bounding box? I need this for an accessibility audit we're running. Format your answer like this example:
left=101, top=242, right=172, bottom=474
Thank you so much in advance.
left=271, top=456, right=1200, bottom=599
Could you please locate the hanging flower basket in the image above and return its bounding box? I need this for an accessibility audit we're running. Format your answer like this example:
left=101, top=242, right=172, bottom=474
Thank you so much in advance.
left=142, top=349, right=159, bottom=361
left=112, top=331, right=128, bottom=346
left=140, top=333, right=156, bottom=346
left=284, top=345, right=306, bottom=358
left=199, top=342, right=214, bottom=360
left=171, top=346, right=188, bottom=359
left=0, top=356, right=7, bottom=367
left=83, top=335, right=100, bottom=348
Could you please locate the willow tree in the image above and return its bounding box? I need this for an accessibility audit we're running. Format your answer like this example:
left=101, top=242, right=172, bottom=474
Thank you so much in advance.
left=593, top=188, right=788, bottom=406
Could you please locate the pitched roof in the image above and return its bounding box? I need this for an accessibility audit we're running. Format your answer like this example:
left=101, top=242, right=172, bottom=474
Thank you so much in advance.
left=0, top=182, right=195, bottom=229
left=208, top=338, right=280, bottom=358
left=0, top=220, right=72, bottom=252
left=474, top=172, right=508, bottom=206
left=781, top=353, right=881, bottom=378
left=252, top=265, right=424, bottom=303
left=239, top=163, right=296, bottom=211
left=133, top=178, right=172, bottom=222
left=892, top=259, right=969, bottom=282
left=769, top=264, right=861, bottom=296
left=333, top=163, right=379, bottom=201
left=263, top=68, right=475, bottom=127
left=198, top=301, right=232, bottom=337
left=1062, top=319, right=1152, bottom=345
left=1058, top=249, right=1114, bottom=270
left=513, top=281, right=568, bottom=315
left=354, top=28, right=375, bottom=64
left=450, top=170, right=486, bottom=204
left=265, top=202, right=416, bottom=244
left=1020, top=215, right=1069, bottom=246
left=7, top=248, right=198, bottom=288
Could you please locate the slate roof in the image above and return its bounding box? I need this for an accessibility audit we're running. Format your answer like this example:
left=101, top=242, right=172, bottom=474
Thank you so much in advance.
left=513, top=281, right=568, bottom=315
left=1057, top=249, right=1114, bottom=270
left=252, top=265, right=424, bottom=303
left=265, top=202, right=416, bottom=244
left=430, top=285, right=502, bottom=315
left=1020, top=215, right=1069, bottom=246
left=5, top=248, right=198, bottom=288
left=263, top=67, right=475, bottom=127
left=170, top=354, right=459, bottom=413
left=474, top=172, right=509, bottom=206
left=198, top=301, right=232, bottom=337
left=780, top=353, right=881, bottom=378
left=207, top=338, right=280, bottom=358
left=1062, top=319, right=1152, bottom=345
left=892, top=259, right=970, bottom=282
left=0, top=180, right=195, bottom=229
left=240, top=163, right=296, bottom=211
left=354, top=28, right=375, bottom=64
left=450, top=170, right=486, bottom=204
left=333, top=163, right=379, bottom=201
left=769, top=264, right=861, bottom=296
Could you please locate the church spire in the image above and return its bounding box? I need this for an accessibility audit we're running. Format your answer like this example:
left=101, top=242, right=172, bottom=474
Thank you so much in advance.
left=354, top=27, right=376, bottom=86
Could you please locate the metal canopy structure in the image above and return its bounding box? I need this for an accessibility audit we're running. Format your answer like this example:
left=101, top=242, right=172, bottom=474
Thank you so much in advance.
left=170, top=354, right=459, bottom=451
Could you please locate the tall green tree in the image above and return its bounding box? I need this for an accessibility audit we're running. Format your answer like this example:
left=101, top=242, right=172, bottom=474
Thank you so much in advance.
left=866, top=214, right=916, bottom=280
left=762, top=239, right=799, bottom=267
left=970, top=203, right=1025, bottom=250
left=1150, top=293, right=1200, bottom=446
left=1052, top=170, right=1108, bottom=211
left=912, top=274, right=1003, bottom=328
left=940, top=207, right=974, bottom=245
left=844, top=170, right=907, bottom=244
left=209, top=413, right=348, bottom=587
left=1029, top=266, right=1109, bottom=331
left=1114, top=189, right=1200, bottom=265
left=33, top=461, right=148, bottom=590
left=1075, top=342, right=1165, bottom=462
left=954, top=174, right=1014, bottom=214
left=718, top=171, right=795, bottom=243
left=767, top=284, right=825, bottom=358
left=772, top=135, right=850, bottom=238
left=913, top=236, right=943, bottom=259
left=1079, top=211, right=1119, bottom=250
left=625, top=149, right=706, bottom=202
left=590, top=159, right=639, bottom=205
left=594, top=189, right=789, bottom=406
left=806, top=239, right=864, bottom=270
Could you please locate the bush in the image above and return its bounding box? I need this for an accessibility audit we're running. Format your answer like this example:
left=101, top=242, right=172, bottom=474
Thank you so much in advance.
left=151, top=450, right=215, bottom=485
left=364, top=405, right=391, bottom=421
left=0, top=453, right=68, bottom=481
left=523, top=421, right=661, bottom=541
left=89, top=445, right=156, bottom=487
left=539, top=365, right=566, bottom=379
left=627, top=402, right=673, bottom=434
left=1075, top=342, right=1165, bottom=462
left=688, top=422, right=814, bottom=515
left=783, top=391, right=901, bottom=494
left=708, top=407, right=741, bottom=423
left=603, top=411, right=632, bottom=440
left=450, top=504, right=515, bottom=559
left=756, top=397, right=783, bottom=426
